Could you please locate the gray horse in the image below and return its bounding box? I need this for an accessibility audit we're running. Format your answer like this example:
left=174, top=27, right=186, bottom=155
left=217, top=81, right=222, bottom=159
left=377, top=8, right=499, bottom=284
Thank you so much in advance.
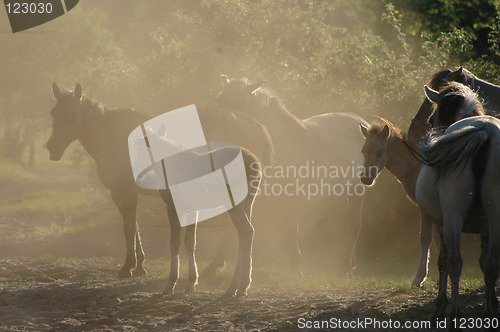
left=417, top=83, right=499, bottom=320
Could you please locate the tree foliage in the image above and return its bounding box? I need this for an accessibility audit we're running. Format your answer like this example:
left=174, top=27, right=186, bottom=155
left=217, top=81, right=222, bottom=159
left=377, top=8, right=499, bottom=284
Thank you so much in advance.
left=1, top=0, right=499, bottom=164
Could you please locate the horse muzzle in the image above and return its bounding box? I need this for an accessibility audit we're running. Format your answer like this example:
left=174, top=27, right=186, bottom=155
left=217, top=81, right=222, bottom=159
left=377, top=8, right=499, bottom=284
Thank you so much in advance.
left=360, top=176, right=374, bottom=186
left=49, top=153, right=62, bottom=161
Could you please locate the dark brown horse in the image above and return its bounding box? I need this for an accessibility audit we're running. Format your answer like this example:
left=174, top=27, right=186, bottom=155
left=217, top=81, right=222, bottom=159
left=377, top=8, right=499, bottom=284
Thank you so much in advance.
left=47, top=83, right=273, bottom=287
left=408, top=67, right=500, bottom=146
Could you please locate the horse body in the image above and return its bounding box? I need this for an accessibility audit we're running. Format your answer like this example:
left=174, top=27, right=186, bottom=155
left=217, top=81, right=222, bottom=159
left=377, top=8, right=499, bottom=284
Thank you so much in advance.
left=416, top=84, right=500, bottom=319
left=142, top=125, right=261, bottom=296
left=46, top=84, right=271, bottom=291
left=217, top=76, right=367, bottom=274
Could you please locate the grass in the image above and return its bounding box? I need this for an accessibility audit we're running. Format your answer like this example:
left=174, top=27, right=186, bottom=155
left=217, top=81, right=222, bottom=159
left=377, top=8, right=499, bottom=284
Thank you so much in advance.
left=0, top=189, right=94, bottom=216
left=0, top=160, right=114, bottom=239
left=0, top=161, right=37, bottom=181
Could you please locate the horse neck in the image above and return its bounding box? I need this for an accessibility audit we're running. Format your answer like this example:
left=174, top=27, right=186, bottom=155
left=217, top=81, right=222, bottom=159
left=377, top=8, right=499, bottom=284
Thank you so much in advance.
left=407, top=98, right=432, bottom=146
left=475, top=78, right=500, bottom=110
left=384, top=133, right=422, bottom=201
left=78, top=105, right=108, bottom=161
left=249, top=99, right=306, bottom=146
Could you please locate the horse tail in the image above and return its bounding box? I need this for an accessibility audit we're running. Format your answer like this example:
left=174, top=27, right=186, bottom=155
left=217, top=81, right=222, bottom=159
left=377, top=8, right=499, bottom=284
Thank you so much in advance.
left=422, top=124, right=490, bottom=180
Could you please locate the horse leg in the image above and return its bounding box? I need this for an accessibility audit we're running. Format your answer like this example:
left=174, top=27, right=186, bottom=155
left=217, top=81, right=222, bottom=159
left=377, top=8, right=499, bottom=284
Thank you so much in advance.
left=226, top=203, right=254, bottom=297
left=432, top=224, right=440, bottom=249
left=484, top=220, right=500, bottom=318
left=480, top=233, right=489, bottom=274
left=163, top=198, right=181, bottom=295
left=132, top=228, right=147, bottom=276
left=431, top=226, right=448, bottom=321
left=184, top=223, right=198, bottom=293
left=111, top=190, right=139, bottom=278
left=412, top=212, right=433, bottom=287
left=284, top=220, right=303, bottom=277
left=442, top=213, right=464, bottom=320
left=201, top=223, right=230, bottom=278
left=341, top=196, right=363, bottom=276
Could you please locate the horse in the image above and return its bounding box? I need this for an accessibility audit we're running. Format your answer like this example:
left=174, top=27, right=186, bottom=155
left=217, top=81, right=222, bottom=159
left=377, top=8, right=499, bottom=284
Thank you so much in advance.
left=408, top=67, right=500, bottom=145
left=217, top=75, right=368, bottom=275
left=359, top=118, right=439, bottom=287
left=416, top=83, right=500, bottom=319
left=138, top=124, right=261, bottom=296
left=359, top=82, right=485, bottom=287
left=46, top=83, right=273, bottom=286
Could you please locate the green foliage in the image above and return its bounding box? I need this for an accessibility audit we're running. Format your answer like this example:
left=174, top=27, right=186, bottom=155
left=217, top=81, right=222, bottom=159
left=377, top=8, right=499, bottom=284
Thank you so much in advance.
left=2, top=0, right=500, bottom=260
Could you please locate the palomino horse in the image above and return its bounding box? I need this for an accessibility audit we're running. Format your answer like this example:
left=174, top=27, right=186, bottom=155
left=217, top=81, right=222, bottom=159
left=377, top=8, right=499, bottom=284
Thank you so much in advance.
left=360, top=119, right=438, bottom=287
left=360, top=82, right=485, bottom=287
left=417, top=83, right=500, bottom=319
left=217, top=75, right=368, bottom=275
left=408, top=67, right=500, bottom=145
left=46, top=83, right=273, bottom=286
left=140, top=125, right=261, bottom=296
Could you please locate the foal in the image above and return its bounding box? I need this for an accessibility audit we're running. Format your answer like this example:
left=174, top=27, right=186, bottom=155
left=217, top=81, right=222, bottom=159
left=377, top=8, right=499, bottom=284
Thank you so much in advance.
left=141, top=125, right=261, bottom=296
left=360, top=119, right=436, bottom=287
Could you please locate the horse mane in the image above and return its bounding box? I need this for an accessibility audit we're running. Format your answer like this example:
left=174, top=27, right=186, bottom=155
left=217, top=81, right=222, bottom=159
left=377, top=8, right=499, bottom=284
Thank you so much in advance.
left=433, top=82, right=484, bottom=128
left=372, top=116, right=404, bottom=140
left=429, top=69, right=452, bottom=89
left=248, top=81, right=307, bottom=130
left=78, top=94, right=148, bottom=127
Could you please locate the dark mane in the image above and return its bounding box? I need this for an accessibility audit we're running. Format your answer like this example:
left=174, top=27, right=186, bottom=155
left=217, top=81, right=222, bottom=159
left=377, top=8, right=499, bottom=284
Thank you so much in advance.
left=77, top=94, right=149, bottom=128
left=429, top=69, right=452, bottom=89
left=251, top=83, right=307, bottom=129
left=432, top=82, right=484, bottom=129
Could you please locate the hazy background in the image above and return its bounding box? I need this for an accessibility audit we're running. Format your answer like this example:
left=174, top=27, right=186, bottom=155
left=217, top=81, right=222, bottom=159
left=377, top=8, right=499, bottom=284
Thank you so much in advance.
left=1, top=0, right=499, bottom=276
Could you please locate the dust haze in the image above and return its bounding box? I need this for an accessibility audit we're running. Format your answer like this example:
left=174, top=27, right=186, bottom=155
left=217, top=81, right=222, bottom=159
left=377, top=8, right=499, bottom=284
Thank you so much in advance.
left=0, top=1, right=493, bottom=330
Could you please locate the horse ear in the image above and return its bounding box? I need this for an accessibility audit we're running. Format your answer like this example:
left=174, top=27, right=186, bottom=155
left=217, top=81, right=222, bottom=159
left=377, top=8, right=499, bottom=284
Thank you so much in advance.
left=381, top=125, right=390, bottom=138
left=52, top=83, right=63, bottom=100
left=74, top=83, right=83, bottom=101
left=424, top=85, right=441, bottom=104
left=221, top=74, right=230, bottom=87
left=446, top=67, right=463, bottom=82
left=157, top=123, right=167, bottom=137
left=246, top=80, right=266, bottom=94
left=359, top=123, right=368, bottom=137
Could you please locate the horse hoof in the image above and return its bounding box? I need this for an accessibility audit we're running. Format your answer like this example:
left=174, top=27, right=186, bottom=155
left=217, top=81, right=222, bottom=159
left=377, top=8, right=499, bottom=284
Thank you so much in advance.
left=184, top=286, right=196, bottom=293
left=201, top=263, right=226, bottom=279
left=117, top=269, right=133, bottom=279
left=430, top=310, right=445, bottom=322
left=132, top=267, right=147, bottom=276
left=162, top=288, right=174, bottom=295
left=236, top=290, right=248, bottom=297
left=224, top=289, right=236, bottom=297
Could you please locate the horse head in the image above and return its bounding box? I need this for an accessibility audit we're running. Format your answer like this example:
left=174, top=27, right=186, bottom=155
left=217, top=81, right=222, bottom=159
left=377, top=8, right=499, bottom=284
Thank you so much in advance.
left=46, top=83, right=84, bottom=161
left=425, top=81, right=484, bottom=130
left=217, top=75, right=265, bottom=113
left=359, top=122, right=390, bottom=185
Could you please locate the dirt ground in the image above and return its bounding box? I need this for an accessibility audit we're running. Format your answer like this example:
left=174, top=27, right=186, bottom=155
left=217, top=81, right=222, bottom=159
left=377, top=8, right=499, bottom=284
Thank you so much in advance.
left=0, top=256, right=441, bottom=332
left=0, top=165, right=494, bottom=331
